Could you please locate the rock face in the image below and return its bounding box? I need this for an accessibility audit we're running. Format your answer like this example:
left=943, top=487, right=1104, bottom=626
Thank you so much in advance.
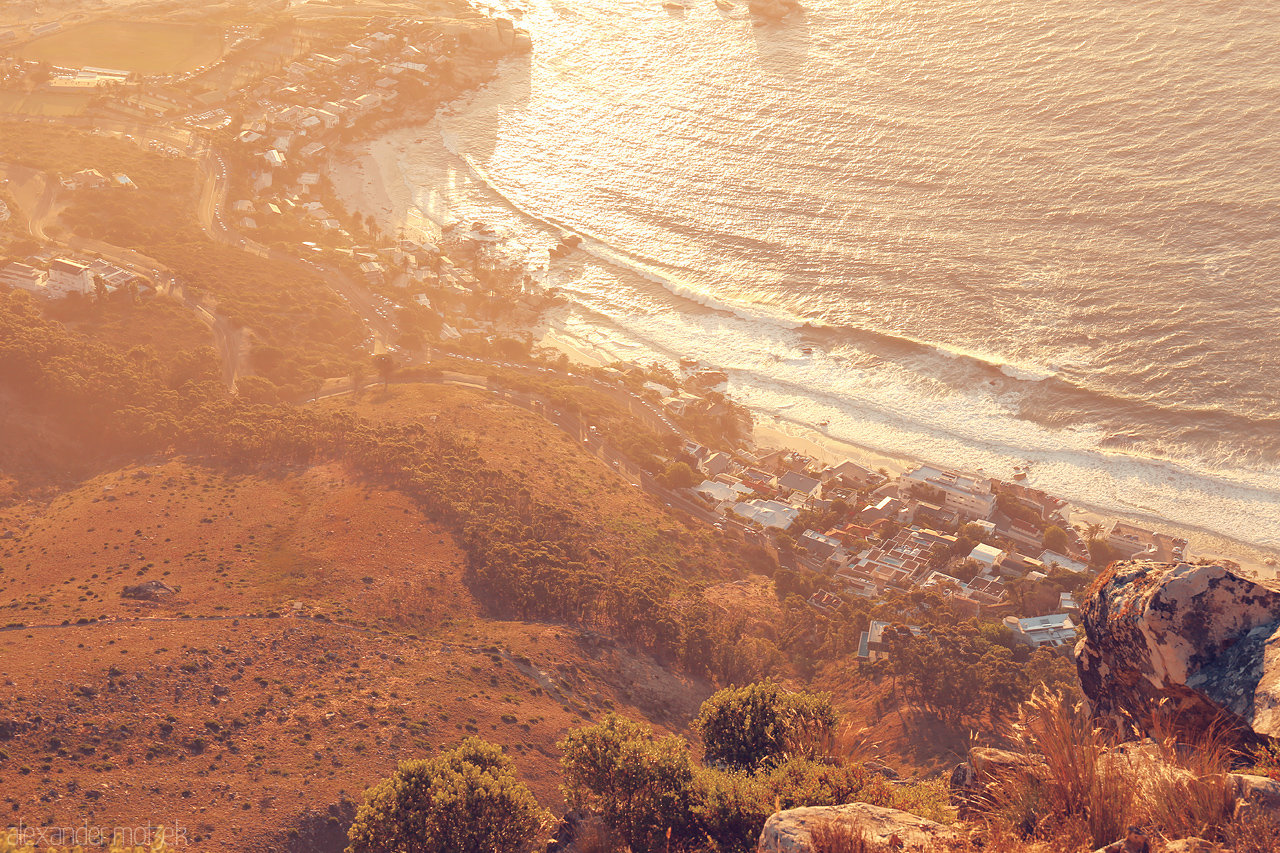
left=1076, top=560, right=1280, bottom=740
left=757, top=803, right=954, bottom=852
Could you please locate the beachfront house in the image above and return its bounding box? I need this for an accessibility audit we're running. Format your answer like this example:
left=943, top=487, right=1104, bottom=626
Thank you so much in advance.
left=901, top=465, right=996, bottom=520
left=1107, top=521, right=1156, bottom=558
left=778, top=471, right=822, bottom=501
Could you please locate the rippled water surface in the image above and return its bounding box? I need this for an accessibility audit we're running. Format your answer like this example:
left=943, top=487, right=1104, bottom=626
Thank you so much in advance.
left=396, top=0, right=1280, bottom=548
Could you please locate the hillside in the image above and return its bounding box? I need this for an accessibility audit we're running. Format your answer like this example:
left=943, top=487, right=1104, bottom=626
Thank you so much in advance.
left=0, top=375, right=754, bottom=850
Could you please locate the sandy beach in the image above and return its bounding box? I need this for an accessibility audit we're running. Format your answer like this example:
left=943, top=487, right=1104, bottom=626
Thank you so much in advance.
left=328, top=133, right=433, bottom=244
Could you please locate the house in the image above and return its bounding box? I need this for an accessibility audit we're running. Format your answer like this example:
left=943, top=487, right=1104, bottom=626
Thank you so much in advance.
left=1003, top=614, right=1077, bottom=650
left=837, top=527, right=945, bottom=593
left=857, top=620, right=922, bottom=662
left=1001, top=518, right=1044, bottom=550
left=861, top=496, right=902, bottom=522
left=643, top=381, right=675, bottom=398
left=1107, top=521, right=1156, bottom=558
left=700, top=452, right=733, bottom=478
left=901, top=465, right=996, bottom=519
left=63, top=169, right=109, bottom=190
left=807, top=590, right=842, bottom=613
left=778, top=472, right=822, bottom=501
left=264, top=149, right=286, bottom=168
left=731, top=499, right=798, bottom=530
left=0, top=262, right=48, bottom=293
left=298, top=142, right=327, bottom=159
left=911, top=500, right=958, bottom=528
left=1037, top=550, right=1089, bottom=575
left=968, top=543, right=1006, bottom=573
left=799, top=529, right=843, bottom=561
left=47, top=258, right=92, bottom=295
left=828, top=459, right=880, bottom=488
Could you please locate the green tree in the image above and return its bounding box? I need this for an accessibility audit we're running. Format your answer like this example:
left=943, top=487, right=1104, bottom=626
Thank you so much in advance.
left=347, top=738, right=546, bottom=853
left=373, top=352, right=398, bottom=389
left=559, top=714, right=698, bottom=853
left=662, top=460, right=697, bottom=489
left=694, top=681, right=837, bottom=772
left=1043, top=525, right=1069, bottom=553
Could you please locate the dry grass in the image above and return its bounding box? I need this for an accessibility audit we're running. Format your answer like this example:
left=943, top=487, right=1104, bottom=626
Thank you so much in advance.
left=981, top=688, right=1240, bottom=850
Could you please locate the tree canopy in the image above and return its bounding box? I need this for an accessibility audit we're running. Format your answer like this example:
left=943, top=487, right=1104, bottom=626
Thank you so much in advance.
left=347, top=738, right=547, bottom=853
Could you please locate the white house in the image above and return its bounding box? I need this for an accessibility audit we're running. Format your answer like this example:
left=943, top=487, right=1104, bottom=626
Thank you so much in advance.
left=47, top=258, right=92, bottom=295
left=731, top=499, right=798, bottom=530
left=968, top=543, right=1006, bottom=573
left=901, top=465, right=996, bottom=519
left=0, top=262, right=48, bottom=293
left=1003, top=614, right=1076, bottom=650
left=1037, top=550, right=1089, bottom=574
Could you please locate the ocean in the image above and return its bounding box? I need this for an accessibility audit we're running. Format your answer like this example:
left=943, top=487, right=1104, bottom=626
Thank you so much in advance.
left=391, top=0, right=1280, bottom=551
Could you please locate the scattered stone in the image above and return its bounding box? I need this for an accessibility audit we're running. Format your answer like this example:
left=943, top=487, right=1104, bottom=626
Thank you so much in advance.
left=212, top=684, right=230, bottom=697
left=1161, top=840, right=1213, bottom=853
left=121, top=580, right=177, bottom=601
left=0, top=718, right=28, bottom=740
left=756, top=803, right=955, bottom=853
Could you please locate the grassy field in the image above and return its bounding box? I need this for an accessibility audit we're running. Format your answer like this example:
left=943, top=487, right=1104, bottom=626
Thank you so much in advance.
left=16, top=21, right=224, bottom=74
left=0, top=90, right=92, bottom=116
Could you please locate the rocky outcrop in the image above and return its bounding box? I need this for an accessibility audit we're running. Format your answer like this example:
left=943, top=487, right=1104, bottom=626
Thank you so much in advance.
left=1076, top=560, right=1280, bottom=742
left=757, top=803, right=955, bottom=852
left=949, top=747, right=1045, bottom=816
left=121, top=579, right=177, bottom=601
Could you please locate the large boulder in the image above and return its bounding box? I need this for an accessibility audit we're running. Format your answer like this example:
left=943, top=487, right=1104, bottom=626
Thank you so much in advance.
left=757, top=803, right=955, bottom=852
left=1076, top=560, right=1280, bottom=741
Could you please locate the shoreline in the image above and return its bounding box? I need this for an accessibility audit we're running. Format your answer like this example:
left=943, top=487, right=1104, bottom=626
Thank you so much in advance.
left=530, top=314, right=1280, bottom=576
left=325, top=107, right=1280, bottom=580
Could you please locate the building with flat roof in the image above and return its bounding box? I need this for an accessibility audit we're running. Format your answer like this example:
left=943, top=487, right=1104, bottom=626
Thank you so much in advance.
left=1038, top=550, right=1089, bottom=574
left=0, top=262, right=48, bottom=294
left=901, top=465, right=996, bottom=519
left=1003, top=613, right=1077, bottom=650
left=731, top=499, right=797, bottom=530
left=47, top=258, right=92, bottom=295
left=968, top=543, right=1006, bottom=572
left=1107, top=521, right=1156, bottom=558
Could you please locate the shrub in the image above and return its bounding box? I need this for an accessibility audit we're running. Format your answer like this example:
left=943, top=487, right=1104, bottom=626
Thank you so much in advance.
left=694, top=681, right=837, bottom=771
left=559, top=714, right=698, bottom=853
left=347, top=737, right=547, bottom=853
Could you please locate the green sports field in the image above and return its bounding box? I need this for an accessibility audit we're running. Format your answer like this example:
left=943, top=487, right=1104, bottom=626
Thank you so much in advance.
left=17, top=21, right=224, bottom=75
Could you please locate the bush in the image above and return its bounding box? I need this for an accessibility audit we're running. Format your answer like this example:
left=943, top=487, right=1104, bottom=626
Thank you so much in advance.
left=559, top=714, right=698, bottom=853
left=347, top=737, right=547, bottom=853
left=694, top=681, right=837, bottom=771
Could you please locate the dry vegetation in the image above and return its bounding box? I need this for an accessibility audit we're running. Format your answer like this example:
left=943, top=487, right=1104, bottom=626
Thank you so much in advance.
left=0, top=385, right=728, bottom=851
